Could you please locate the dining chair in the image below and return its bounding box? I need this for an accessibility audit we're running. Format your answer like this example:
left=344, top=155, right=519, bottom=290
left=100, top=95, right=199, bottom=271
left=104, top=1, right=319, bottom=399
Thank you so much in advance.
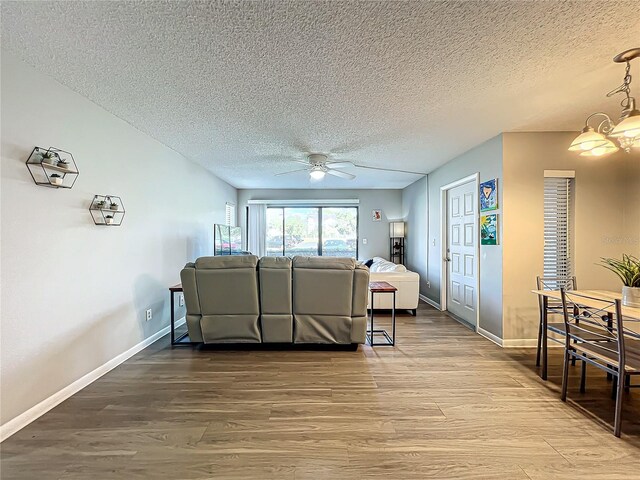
left=536, top=276, right=578, bottom=376
left=560, top=289, right=640, bottom=437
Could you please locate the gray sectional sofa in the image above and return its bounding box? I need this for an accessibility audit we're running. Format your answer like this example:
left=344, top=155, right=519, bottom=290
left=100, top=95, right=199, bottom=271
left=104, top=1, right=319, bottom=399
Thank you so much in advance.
left=180, top=255, right=369, bottom=345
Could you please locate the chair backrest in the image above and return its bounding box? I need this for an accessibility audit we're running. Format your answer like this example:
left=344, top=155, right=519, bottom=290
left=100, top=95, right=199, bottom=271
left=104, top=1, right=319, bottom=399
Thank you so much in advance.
left=559, top=289, right=625, bottom=367
left=536, top=276, right=577, bottom=291
left=537, top=276, right=577, bottom=311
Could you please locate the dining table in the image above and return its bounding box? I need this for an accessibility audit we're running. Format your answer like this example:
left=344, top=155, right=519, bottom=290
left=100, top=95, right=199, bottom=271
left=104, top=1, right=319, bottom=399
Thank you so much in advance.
left=531, top=289, right=640, bottom=380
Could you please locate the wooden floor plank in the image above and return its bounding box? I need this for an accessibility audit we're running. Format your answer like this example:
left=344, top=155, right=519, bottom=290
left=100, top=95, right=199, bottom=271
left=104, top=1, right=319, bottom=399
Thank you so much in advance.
left=1, top=302, right=639, bottom=479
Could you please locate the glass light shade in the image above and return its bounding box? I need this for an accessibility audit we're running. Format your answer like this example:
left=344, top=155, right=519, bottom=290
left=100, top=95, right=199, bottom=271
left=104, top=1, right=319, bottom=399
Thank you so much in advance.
left=579, top=139, right=619, bottom=157
left=609, top=110, right=640, bottom=139
left=389, top=221, right=405, bottom=238
left=309, top=168, right=325, bottom=180
left=568, top=129, right=608, bottom=152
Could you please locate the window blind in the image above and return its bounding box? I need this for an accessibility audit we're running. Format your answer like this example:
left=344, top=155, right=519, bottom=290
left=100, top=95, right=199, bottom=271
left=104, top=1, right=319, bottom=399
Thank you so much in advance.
left=543, top=177, right=573, bottom=281
left=225, top=203, right=236, bottom=227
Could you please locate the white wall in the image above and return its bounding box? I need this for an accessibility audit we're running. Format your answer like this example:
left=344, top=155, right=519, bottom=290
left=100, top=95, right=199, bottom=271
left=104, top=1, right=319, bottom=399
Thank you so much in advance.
left=0, top=54, right=237, bottom=428
left=402, top=177, right=428, bottom=295
left=502, top=132, right=640, bottom=342
left=237, top=189, right=403, bottom=260
left=426, top=135, right=504, bottom=338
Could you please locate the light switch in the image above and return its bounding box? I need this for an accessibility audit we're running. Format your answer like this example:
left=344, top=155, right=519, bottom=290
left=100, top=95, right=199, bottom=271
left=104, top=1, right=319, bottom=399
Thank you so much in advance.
left=362, top=238, right=368, bottom=245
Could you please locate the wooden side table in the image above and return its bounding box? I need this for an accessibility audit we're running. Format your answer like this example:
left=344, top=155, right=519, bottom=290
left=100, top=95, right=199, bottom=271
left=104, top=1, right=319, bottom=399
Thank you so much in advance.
left=368, top=281, right=397, bottom=346
left=169, top=284, right=195, bottom=347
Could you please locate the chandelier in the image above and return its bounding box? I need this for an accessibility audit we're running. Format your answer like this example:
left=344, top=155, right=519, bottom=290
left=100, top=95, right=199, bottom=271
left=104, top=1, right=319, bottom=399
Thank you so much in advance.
left=569, top=48, right=640, bottom=157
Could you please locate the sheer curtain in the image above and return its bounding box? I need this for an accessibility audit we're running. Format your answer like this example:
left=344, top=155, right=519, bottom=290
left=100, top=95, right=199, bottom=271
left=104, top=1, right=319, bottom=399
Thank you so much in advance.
left=247, top=203, right=266, bottom=257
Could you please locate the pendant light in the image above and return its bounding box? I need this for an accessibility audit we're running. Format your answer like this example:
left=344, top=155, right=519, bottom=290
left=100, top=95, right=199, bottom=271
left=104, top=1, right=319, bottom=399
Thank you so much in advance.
left=569, top=48, right=640, bottom=156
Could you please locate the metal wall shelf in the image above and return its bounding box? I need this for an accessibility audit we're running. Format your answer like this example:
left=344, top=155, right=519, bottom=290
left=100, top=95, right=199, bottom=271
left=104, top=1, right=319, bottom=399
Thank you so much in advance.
left=26, top=147, right=79, bottom=189
left=89, top=195, right=126, bottom=226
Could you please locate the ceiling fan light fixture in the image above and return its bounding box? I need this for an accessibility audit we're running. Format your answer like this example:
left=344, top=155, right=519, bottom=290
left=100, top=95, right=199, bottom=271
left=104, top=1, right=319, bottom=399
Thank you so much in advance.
left=309, top=166, right=326, bottom=180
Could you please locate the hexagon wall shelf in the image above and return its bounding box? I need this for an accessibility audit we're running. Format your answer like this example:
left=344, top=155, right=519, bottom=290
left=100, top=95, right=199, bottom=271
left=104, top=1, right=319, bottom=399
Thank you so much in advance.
left=89, top=195, right=126, bottom=226
left=26, top=146, right=79, bottom=189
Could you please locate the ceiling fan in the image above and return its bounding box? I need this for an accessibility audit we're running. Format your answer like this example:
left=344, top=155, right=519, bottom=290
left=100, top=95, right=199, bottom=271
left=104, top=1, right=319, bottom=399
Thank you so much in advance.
left=275, top=153, right=425, bottom=181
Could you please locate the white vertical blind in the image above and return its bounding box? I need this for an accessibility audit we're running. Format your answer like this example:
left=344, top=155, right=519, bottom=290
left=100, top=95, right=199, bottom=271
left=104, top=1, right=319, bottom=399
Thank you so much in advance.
left=225, top=202, right=236, bottom=227
left=543, top=177, right=573, bottom=280
left=247, top=204, right=266, bottom=257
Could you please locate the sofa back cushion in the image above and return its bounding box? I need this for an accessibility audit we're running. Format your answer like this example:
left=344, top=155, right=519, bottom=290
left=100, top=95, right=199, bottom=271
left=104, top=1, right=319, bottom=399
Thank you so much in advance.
left=259, top=257, right=292, bottom=314
left=292, top=256, right=354, bottom=316
left=194, top=255, right=260, bottom=315
left=370, top=256, right=407, bottom=273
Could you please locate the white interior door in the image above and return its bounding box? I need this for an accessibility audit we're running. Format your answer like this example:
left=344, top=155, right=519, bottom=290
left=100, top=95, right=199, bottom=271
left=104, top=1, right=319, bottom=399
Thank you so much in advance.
left=446, top=181, right=477, bottom=327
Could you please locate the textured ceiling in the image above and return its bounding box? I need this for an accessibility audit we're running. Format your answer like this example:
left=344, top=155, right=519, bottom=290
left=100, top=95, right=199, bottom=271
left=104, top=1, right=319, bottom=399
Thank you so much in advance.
left=2, top=1, right=639, bottom=189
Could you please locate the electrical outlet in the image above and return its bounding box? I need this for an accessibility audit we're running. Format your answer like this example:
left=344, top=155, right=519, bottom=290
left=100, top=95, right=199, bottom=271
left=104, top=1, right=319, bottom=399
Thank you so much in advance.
left=146, top=309, right=152, bottom=321
left=362, top=238, right=368, bottom=245
left=426, top=281, right=431, bottom=288
left=179, top=294, right=184, bottom=307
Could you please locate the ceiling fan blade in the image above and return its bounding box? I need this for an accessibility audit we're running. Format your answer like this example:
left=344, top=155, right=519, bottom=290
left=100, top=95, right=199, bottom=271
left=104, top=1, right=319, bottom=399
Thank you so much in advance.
left=352, top=164, right=425, bottom=175
left=275, top=168, right=309, bottom=176
left=326, top=169, right=355, bottom=180
left=292, top=159, right=311, bottom=166
left=326, top=161, right=353, bottom=169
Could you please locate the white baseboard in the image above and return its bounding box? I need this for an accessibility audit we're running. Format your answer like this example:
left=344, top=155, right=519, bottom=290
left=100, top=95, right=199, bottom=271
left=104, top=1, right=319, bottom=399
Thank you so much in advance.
left=419, top=294, right=441, bottom=310
left=477, top=327, right=503, bottom=347
left=0, top=318, right=185, bottom=442
left=502, top=338, right=555, bottom=348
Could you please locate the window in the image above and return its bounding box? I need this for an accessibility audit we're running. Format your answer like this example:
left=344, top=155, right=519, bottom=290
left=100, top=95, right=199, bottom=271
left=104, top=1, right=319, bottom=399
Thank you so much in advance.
left=266, top=206, right=358, bottom=258
left=543, top=175, right=574, bottom=280
left=225, top=202, right=236, bottom=227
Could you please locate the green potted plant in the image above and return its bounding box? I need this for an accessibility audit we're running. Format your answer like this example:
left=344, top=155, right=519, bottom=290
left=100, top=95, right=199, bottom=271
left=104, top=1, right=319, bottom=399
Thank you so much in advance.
left=600, top=254, right=640, bottom=307
left=42, top=151, right=57, bottom=165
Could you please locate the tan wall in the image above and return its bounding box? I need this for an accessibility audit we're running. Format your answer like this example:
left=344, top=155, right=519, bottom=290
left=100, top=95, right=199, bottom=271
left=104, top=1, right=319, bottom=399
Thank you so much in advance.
left=502, top=132, right=639, bottom=342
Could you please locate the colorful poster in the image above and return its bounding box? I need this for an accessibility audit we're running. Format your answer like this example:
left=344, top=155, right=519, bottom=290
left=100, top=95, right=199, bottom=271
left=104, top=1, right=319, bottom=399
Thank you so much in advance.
left=480, top=179, right=498, bottom=211
left=372, top=209, right=382, bottom=222
left=480, top=214, right=498, bottom=245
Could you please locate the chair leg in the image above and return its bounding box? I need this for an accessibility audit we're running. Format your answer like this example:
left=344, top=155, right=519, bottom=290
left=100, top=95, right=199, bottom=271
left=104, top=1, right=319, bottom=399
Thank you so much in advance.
left=580, top=360, right=587, bottom=393
left=561, top=349, right=570, bottom=402
left=535, top=318, right=543, bottom=367
left=614, top=373, right=624, bottom=437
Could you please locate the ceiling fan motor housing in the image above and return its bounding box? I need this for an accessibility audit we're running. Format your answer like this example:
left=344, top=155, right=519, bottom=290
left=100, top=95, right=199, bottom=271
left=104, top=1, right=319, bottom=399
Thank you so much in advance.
left=308, top=153, right=328, bottom=166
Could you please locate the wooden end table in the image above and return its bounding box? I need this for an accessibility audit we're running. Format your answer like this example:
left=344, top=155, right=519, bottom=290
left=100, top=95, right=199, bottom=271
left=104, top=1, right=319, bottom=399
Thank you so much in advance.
left=368, top=281, right=397, bottom=346
left=169, top=284, right=196, bottom=347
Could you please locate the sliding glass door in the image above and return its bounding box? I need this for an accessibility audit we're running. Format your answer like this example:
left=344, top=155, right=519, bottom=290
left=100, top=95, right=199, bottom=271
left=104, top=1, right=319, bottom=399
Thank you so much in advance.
left=265, top=206, right=357, bottom=258
left=321, top=207, right=357, bottom=257
left=283, top=208, right=319, bottom=257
